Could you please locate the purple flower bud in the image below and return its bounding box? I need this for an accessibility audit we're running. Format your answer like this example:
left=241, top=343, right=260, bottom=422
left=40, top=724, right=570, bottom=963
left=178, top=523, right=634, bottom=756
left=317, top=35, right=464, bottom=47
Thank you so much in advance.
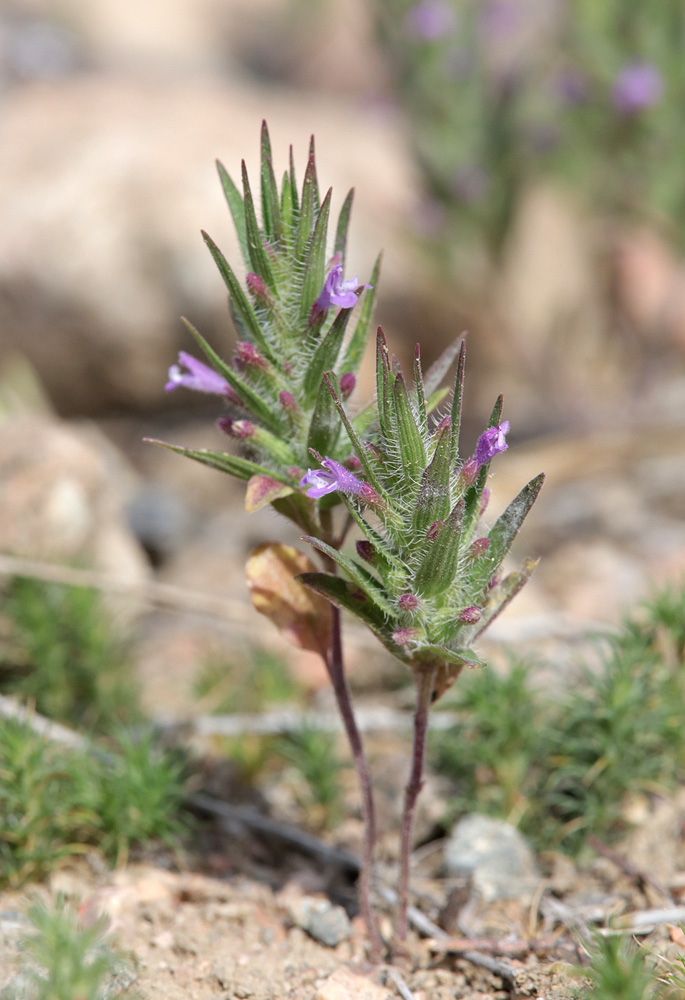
left=612, top=63, right=663, bottom=115
left=279, top=390, right=298, bottom=412
left=340, top=372, right=356, bottom=399
left=479, top=486, right=491, bottom=515
left=300, top=456, right=368, bottom=500
left=467, top=537, right=490, bottom=560
left=217, top=416, right=255, bottom=439
left=458, top=606, right=482, bottom=624
left=235, top=341, right=268, bottom=371
left=398, top=593, right=419, bottom=612
left=392, top=627, right=420, bottom=646
left=426, top=520, right=444, bottom=542
left=246, top=272, right=270, bottom=302
left=356, top=540, right=376, bottom=564
left=405, top=0, right=456, bottom=41
left=459, top=458, right=478, bottom=486
left=346, top=454, right=362, bottom=471
left=313, top=265, right=371, bottom=314
left=474, top=420, right=510, bottom=467
left=166, top=352, right=237, bottom=400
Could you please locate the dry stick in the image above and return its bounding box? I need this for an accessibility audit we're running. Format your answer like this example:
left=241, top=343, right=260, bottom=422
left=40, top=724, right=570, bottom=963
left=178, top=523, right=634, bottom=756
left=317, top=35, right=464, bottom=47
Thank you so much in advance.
left=586, top=834, right=674, bottom=903
left=396, top=667, right=436, bottom=943
left=327, top=603, right=383, bottom=963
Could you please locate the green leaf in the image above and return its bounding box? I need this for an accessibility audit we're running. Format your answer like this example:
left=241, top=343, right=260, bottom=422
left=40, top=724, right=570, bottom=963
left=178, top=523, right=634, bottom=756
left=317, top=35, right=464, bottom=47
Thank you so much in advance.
left=413, top=345, right=428, bottom=438
left=488, top=393, right=504, bottom=428
left=449, top=341, right=466, bottom=467
left=144, top=439, right=286, bottom=483
left=216, top=160, right=248, bottom=264
left=412, top=422, right=452, bottom=539
left=302, top=535, right=395, bottom=614
left=474, top=475, right=544, bottom=588
left=260, top=120, right=282, bottom=245
left=414, top=499, right=464, bottom=598
left=475, top=558, right=539, bottom=639
left=334, top=188, right=354, bottom=269
left=280, top=170, right=294, bottom=237
left=375, top=327, right=395, bottom=445
left=303, top=306, right=352, bottom=403
left=307, top=135, right=320, bottom=212
left=424, top=335, right=464, bottom=397
left=241, top=160, right=276, bottom=286
left=201, top=232, right=276, bottom=361
left=393, top=374, right=425, bottom=484
left=295, top=153, right=318, bottom=264
left=322, top=373, right=384, bottom=494
left=299, top=187, right=332, bottom=322
left=340, top=252, right=382, bottom=376
left=182, top=318, right=281, bottom=433
left=307, top=376, right=342, bottom=457
left=298, top=572, right=407, bottom=661
left=288, top=144, right=299, bottom=216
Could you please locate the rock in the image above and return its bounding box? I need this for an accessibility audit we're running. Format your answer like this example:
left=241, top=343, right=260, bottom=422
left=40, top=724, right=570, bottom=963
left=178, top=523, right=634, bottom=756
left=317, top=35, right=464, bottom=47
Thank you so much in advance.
left=288, top=896, right=351, bottom=948
left=0, top=75, right=417, bottom=415
left=0, top=415, right=148, bottom=587
left=444, top=813, right=541, bottom=903
left=315, top=967, right=388, bottom=1000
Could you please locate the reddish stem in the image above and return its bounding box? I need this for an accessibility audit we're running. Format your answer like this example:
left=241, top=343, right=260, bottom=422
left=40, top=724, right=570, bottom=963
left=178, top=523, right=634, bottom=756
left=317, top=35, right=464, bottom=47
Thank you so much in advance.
left=326, top=604, right=382, bottom=962
left=396, top=667, right=435, bottom=942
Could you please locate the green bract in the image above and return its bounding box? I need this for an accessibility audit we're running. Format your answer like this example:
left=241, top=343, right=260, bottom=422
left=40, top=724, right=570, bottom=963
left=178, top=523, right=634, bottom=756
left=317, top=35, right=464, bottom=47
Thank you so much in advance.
left=299, top=331, right=543, bottom=700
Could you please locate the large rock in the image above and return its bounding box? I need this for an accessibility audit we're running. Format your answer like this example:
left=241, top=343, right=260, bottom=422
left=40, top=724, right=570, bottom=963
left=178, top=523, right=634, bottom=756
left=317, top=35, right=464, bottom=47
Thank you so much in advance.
left=0, top=75, right=418, bottom=415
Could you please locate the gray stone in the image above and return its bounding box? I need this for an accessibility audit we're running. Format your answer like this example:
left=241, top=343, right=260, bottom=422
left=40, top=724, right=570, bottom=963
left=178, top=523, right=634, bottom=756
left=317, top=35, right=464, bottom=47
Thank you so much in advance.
left=289, top=897, right=351, bottom=948
left=444, top=813, right=541, bottom=903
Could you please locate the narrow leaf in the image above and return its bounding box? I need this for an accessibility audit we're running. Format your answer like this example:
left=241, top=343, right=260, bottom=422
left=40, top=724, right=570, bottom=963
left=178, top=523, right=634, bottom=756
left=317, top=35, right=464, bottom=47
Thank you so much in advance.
left=475, top=558, right=539, bottom=639
left=307, top=135, right=320, bottom=211
left=260, top=127, right=282, bottom=244
left=288, top=144, right=299, bottom=215
left=300, top=187, right=332, bottom=321
left=307, top=375, right=342, bottom=457
left=424, top=335, right=465, bottom=397
left=182, top=318, right=281, bottom=432
left=241, top=160, right=275, bottom=286
left=295, top=154, right=317, bottom=264
left=280, top=170, right=294, bottom=237
left=302, top=535, right=395, bottom=614
left=449, top=341, right=466, bottom=467
left=340, top=252, right=382, bottom=376
left=246, top=543, right=332, bottom=655
left=413, top=344, right=428, bottom=438
left=216, top=160, right=248, bottom=264
left=334, top=188, right=354, bottom=269
left=475, top=474, right=544, bottom=586
left=201, top=232, right=275, bottom=361
left=375, top=327, right=395, bottom=445
left=412, top=422, right=452, bottom=538
left=414, top=499, right=465, bottom=598
left=145, top=439, right=287, bottom=483
left=303, top=306, right=352, bottom=403
left=393, top=374, right=425, bottom=483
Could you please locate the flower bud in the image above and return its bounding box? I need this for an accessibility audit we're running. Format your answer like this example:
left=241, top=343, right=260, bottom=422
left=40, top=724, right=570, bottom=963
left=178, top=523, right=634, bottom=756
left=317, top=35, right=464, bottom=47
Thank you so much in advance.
left=246, top=272, right=270, bottom=303
left=340, top=372, right=356, bottom=399
left=217, top=416, right=255, bottom=440
left=279, top=390, right=298, bottom=412
left=458, top=606, right=481, bottom=624
left=235, top=341, right=269, bottom=371
left=392, top=627, right=420, bottom=646
left=398, top=593, right=419, bottom=612
left=466, top=537, right=490, bottom=560
left=356, top=540, right=376, bottom=564
left=459, top=458, right=478, bottom=487
left=426, top=520, right=444, bottom=542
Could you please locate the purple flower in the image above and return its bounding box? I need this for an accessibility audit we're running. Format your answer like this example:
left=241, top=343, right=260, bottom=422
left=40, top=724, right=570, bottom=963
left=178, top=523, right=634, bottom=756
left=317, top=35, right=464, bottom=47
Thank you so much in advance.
left=300, top=457, right=368, bottom=499
left=474, top=420, right=510, bottom=467
left=480, top=0, right=519, bottom=39
left=612, top=63, right=663, bottom=114
left=166, top=352, right=235, bottom=398
left=405, top=1, right=456, bottom=42
left=313, top=266, right=371, bottom=313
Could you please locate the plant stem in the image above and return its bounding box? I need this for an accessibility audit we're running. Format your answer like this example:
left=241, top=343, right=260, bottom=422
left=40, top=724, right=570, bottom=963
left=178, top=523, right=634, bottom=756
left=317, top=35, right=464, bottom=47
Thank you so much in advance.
left=396, top=666, right=435, bottom=943
left=326, top=604, right=383, bottom=962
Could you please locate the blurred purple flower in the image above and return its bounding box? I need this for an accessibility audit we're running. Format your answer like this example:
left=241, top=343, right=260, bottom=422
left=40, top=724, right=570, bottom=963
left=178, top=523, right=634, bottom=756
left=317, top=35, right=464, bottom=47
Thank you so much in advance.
left=300, top=457, right=368, bottom=499
left=313, top=265, right=370, bottom=313
left=480, top=0, right=519, bottom=39
left=612, top=63, right=663, bottom=114
left=474, top=420, right=510, bottom=466
left=405, top=0, right=456, bottom=42
left=166, top=352, right=235, bottom=398
left=451, top=164, right=490, bottom=205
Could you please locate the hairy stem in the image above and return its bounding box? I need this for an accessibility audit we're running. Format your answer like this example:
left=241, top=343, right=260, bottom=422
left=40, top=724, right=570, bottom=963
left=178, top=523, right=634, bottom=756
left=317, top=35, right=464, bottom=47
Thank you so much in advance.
left=326, top=603, right=382, bottom=962
left=396, top=667, right=435, bottom=943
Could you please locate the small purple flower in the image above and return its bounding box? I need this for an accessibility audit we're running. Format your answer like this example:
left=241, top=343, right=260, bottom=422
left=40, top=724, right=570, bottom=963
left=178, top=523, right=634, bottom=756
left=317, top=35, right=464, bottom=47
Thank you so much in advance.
left=166, top=352, right=235, bottom=398
left=405, top=0, right=456, bottom=42
left=612, top=63, right=663, bottom=115
left=474, top=420, right=510, bottom=467
left=313, top=265, right=371, bottom=313
left=300, top=457, right=368, bottom=499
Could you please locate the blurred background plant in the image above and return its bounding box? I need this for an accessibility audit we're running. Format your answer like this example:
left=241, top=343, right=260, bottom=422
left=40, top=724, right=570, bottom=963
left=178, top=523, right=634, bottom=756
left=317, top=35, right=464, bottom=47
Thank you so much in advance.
left=371, top=0, right=685, bottom=272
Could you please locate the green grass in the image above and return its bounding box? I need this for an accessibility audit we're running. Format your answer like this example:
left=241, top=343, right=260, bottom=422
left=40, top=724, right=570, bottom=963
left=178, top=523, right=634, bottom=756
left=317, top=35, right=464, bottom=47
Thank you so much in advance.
left=0, top=577, right=140, bottom=732
left=0, top=717, right=188, bottom=887
left=431, top=582, right=685, bottom=854
left=193, top=646, right=299, bottom=714
left=0, top=897, right=136, bottom=1000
